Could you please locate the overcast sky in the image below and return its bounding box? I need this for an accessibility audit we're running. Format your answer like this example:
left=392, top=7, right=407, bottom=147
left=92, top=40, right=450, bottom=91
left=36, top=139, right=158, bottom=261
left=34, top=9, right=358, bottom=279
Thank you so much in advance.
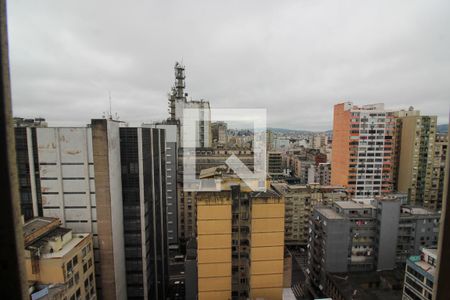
left=7, top=0, right=450, bottom=130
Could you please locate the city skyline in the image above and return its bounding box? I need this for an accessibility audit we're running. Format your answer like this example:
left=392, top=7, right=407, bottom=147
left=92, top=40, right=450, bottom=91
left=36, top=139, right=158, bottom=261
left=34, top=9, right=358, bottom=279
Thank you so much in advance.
left=8, top=0, right=450, bottom=131
left=3, top=1, right=450, bottom=299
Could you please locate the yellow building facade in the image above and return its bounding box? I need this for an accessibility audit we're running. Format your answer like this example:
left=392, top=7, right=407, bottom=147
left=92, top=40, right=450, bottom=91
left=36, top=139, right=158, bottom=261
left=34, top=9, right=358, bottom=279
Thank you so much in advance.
left=196, top=176, right=285, bottom=300
left=24, top=217, right=96, bottom=300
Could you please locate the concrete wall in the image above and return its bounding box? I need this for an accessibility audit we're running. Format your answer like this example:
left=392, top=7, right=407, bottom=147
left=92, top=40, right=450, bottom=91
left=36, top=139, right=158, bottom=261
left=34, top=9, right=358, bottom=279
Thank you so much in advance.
left=107, top=121, right=127, bottom=300
left=283, top=251, right=292, bottom=288
left=37, top=127, right=96, bottom=233
left=411, top=216, right=440, bottom=255
left=324, top=217, right=350, bottom=273
left=376, top=200, right=400, bottom=270
left=331, top=103, right=351, bottom=187
left=397, top=117, right=416, bottom=193
left=185, top=256, right=198, bottom=300
left=91, top=119, right=127, bottom=300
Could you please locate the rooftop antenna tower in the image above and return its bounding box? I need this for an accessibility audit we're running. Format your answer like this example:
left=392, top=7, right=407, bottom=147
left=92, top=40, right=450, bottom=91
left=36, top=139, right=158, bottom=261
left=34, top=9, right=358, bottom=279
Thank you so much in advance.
left=168, top=61, right=186, bottom=121
left=174, top=61, right=186, bottom=102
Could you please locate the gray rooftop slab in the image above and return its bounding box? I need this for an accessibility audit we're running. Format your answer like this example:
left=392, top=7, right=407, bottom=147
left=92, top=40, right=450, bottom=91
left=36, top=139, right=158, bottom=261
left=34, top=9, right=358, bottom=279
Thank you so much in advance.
left=317, top=208, right=344, bottom=220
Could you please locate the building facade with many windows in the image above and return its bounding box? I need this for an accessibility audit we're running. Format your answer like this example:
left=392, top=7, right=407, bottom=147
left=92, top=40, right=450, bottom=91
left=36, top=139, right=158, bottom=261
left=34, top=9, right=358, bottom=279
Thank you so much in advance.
left=196, top=172, right=285, bottom=300
left=331, top=102, right=397, bottom=198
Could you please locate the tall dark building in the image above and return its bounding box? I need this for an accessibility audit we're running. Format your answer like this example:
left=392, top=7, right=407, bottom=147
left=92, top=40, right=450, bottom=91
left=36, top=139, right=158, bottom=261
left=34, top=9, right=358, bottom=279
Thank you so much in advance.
left=14, top=126, right=42, bottom=221
left=120, top=127, right=169, bottom=300
left=143, top=123, right=179, bottom=248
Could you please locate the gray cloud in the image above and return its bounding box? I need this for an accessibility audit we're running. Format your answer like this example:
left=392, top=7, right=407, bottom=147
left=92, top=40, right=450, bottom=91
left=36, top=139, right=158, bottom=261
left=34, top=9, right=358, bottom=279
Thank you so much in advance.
left=7, top=0, right=450, bottom=130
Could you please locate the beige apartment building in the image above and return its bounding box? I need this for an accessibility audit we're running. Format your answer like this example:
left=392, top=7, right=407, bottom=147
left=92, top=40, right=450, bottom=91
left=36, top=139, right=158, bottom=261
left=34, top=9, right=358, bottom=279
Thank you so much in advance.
left=430, top=134, right=449, bottom=210
left=397, top=115, right=445, bottom=209
left=196, top=169, right=285, bottom=300
left=24, top=217, right=95, bottom=300
left=271, top=183, right=348, bottom=245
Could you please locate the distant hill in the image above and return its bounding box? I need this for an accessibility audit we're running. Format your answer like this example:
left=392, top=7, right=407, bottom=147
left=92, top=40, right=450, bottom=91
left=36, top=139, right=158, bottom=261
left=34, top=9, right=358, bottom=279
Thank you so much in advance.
left=437, top=124, right=448, bottom=133
left=268, top=127, right=326, bottom=135
left=268, top=124, right=448, bottom=135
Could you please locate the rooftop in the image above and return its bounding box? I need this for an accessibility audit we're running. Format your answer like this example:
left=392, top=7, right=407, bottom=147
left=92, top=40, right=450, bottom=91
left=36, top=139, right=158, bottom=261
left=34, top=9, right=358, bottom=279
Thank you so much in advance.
left=317, top=208, right=344, bottom=220
left=402, top=206, right=437, bottom=215
left=251, top=189, right=281, bottom=199
left=27, top=227, right=72, bottom=250
left=23, top=217, right=59, bottom=237
left=271, top=182, right=345, bottom=194
left=335, top=201, right=375, bottom=210
left=41, top=233, right=89, bottom=259
left=408, top=248, right=437, bottom=278
left=23, top=217, right=61, bottom=246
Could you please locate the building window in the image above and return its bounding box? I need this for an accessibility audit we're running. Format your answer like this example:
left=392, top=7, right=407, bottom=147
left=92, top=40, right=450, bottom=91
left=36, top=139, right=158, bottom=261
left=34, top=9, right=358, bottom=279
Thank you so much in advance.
left=68, top=277, right=74, bottom=288
left=67, top=261, right=73, bottom=274
left=82, top=244, right=91, bottom=257
left=72, top=255, right=78, bottom=267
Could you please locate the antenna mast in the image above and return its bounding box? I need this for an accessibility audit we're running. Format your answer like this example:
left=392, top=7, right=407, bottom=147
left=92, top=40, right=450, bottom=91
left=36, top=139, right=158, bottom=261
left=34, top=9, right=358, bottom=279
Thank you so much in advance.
left=109, top=91, right=112, bottom=120
left=168, top=61, right=186, bottom=121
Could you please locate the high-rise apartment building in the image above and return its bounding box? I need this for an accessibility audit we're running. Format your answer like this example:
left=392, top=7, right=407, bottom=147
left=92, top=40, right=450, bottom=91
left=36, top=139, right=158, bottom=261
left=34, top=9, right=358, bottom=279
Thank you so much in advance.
left=307, top=197, right=439, bottom=293
left=315, top=163, right=331, bottom=185
left=307, top=162, right=331, bottom=185
left=331, top=102, right=397, bottom=197
left=312, top=133, right=328, bottom=150
left=267, top=151, right=283, bottom=177
left=402, top=248, right=436, bottom=300
left=14, top=119, right=169, bottom=300
left=196, top=171, right=285, bottom=300
left=431, top=133, right=448, bottom=209
left=24, top=217, right=95, bottom=300
left=271, top=183, right=347, bottom=245
left=391, top=108, right=421, bottom=188
left=397, top=114, right=447, bottom=210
